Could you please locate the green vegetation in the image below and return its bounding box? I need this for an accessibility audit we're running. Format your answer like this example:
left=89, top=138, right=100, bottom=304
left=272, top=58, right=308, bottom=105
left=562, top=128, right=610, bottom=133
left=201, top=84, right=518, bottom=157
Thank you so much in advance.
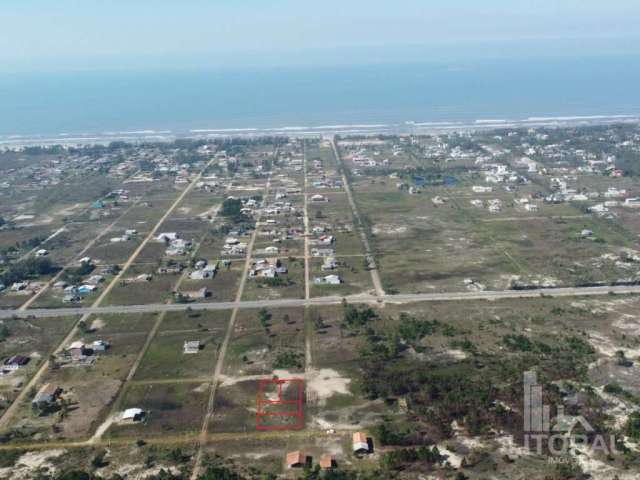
left=258, top=308, right=272, bottom=334
left=380, top=446, right=445, bottom=471
left=0, top=449, right=23, bottom=468
left=62, top=262, right=95, bottom=284
left=502, top=334, right=552, bottom=353
left=341, top=302, right=377, bottom=329
left=626, top=412, right=640, bottom=440
left=1, top=257, right=58, bottom=285
left=396, top=314, right=441, bottom=344
left=273, top=350, right=304, bottom=369
left=220, top=198, right=248, bottom=224
left=0, top=323, right=10, bottom=341
left=257, top=276, right=293, bottom=288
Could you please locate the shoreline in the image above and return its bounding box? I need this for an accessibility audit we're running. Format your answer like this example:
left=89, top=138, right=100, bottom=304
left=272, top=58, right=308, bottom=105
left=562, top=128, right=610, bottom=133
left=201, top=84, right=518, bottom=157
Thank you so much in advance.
left=1, top=113, right=639, bottom=148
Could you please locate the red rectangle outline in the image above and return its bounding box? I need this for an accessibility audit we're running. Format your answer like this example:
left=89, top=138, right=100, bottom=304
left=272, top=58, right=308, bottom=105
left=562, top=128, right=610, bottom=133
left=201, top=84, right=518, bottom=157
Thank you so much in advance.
left=256, top=378, right=304, bottom=431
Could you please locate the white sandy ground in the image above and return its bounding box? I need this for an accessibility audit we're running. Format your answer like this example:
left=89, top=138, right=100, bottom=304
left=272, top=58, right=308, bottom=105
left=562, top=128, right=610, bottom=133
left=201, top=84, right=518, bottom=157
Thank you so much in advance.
left=0, top=449, right=66, bottom=480
left=305, top=368, right=351, bottom=405
left=218, top=367, right=350, bottom=405
left=56, top=203, right=83, bottom=216
left=571, top=443, right=638, bottom=480
left=445, top=349, right=468, bottom=360
left=371, top=224, right=407, bottom=235
left=589, top=331, right=640, bottom=358
left=90, top=317, right=106, bottom=330
left=101, top=462, right=181, bottom=480
left=192, top=382, right=209, bottom=393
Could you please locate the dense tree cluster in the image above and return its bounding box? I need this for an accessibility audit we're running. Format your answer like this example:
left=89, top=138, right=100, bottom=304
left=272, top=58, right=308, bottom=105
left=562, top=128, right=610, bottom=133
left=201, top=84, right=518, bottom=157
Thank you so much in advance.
left=1, top=257, right=58, bottom=286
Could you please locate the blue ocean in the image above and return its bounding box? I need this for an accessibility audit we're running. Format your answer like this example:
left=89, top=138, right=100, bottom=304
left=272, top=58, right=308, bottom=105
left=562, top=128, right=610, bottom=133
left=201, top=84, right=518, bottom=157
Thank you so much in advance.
left=1, top=56, right=640, bottom=136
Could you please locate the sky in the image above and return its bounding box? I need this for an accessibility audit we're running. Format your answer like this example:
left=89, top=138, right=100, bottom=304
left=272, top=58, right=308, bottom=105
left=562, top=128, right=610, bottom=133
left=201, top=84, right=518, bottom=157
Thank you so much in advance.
left=2, top=0, right=640, bottom=72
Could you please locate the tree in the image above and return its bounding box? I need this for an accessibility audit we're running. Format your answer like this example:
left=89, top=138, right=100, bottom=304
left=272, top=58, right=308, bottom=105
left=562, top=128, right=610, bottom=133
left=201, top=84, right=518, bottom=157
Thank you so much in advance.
left=0, top=324, right=10, bottom=342
left=91, top=450, right=108, bottom=468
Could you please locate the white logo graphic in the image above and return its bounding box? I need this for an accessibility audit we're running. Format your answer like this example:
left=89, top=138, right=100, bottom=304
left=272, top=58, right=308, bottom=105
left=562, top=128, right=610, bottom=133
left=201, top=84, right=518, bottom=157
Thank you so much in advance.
left=522, top=370, right=619, bottom=458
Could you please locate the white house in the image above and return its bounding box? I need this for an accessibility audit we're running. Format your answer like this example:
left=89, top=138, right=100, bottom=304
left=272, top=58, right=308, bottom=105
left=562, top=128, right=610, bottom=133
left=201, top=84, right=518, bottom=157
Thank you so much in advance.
left=122, top=408, right=145, bottom=422
left=183, top=341, right=201, bottom=354
left=314, top=275, right=342, bottom=285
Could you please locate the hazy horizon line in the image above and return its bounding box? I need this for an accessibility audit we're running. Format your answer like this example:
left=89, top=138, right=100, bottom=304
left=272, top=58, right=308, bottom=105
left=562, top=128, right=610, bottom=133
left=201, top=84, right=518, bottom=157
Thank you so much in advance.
left=3, top=37, right=640, bottom=75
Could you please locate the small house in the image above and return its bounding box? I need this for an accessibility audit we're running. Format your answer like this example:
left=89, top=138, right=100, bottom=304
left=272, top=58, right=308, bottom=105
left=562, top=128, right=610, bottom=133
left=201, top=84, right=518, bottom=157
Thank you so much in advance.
left=314, top=275, right=342, bottom=285
left=63, top=294, right=81, bottom=304
left=91, top=340, right=110, bottom=352
left=157, top=232, right=179, bottom=243
left=77, top=285, right=97, bottom=295
left=11, top=282, right=28, bottom=292
left=319, top=454, right=335, bottom=470
left=193, top=288, right=211, bottom=299
left=183, top=341, right=201, bottom=354
left=3, top=355, right=30, bottom=373
left=32, top=383, right=61, bottom=409
left=322, top=257, right=338, bottom=271
left=286, top=450, right=306, bottom=469
left=122, top=408, right=145, bottom=422
left=353, top=432, right=369, bottom=453
left=67, top=341, right=88, bottom=359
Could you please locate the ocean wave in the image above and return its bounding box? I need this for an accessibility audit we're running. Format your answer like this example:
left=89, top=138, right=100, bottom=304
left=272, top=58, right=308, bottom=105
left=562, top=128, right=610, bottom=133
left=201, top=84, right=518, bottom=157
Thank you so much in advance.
left=118, top=130, right=172, bottom=135
left=311, top=124, right=390, bottom=129
left=475, top=119, right=510, bottom=124
left=190, top=128, right=259, bottom=133
left=525, top=115, right=638, bottom=122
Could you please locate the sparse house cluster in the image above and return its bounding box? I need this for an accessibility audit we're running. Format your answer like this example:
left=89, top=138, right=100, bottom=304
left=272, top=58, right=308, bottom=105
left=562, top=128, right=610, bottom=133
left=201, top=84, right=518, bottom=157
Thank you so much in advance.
left=223, top=236, right=248, bottom=256
left=57, top=339, right=110, bottom=365
left=189, top=260, right=218, bottom=280
left=156, top=232, right=193, bottom=256
left=285, top=432, right=371, bottom=470
left=249, top=258, right=287, bottom=278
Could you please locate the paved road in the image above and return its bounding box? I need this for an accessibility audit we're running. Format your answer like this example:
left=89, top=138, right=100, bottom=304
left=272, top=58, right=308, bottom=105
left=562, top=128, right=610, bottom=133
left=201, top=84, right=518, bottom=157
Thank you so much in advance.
left=3, top=284, right=640, bottom=320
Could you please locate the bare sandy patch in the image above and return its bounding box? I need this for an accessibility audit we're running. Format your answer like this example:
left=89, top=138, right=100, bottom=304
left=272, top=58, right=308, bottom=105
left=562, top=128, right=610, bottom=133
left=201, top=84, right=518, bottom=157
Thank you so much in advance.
left=305, top=368, right=351, bottom=406
left=90, top=317, right=106, bottom=330
left=1, top=449, right=66, bottom=480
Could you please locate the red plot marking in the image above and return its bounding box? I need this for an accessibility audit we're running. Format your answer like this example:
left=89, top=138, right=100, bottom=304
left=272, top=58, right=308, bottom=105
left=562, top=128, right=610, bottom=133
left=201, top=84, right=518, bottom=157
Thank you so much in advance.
left=256, top=378, right=304, bottom=431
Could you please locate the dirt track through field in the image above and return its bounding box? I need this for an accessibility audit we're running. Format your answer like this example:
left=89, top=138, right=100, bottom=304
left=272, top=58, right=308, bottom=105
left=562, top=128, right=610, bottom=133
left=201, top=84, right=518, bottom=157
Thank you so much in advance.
left=0, top=160, right=215, bottom=432
left=330, top=137, right=385, bottom=297
left=190, top=172, right=272, bottom=480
